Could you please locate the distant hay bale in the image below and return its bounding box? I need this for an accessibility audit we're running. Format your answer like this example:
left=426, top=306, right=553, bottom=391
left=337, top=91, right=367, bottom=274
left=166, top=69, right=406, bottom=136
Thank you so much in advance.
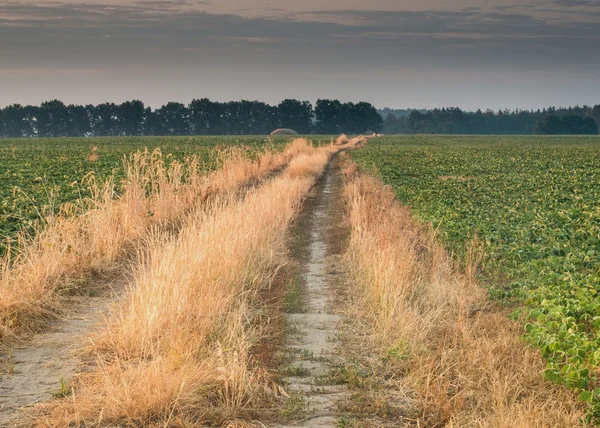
left=270, top=128, right=298, bottom=136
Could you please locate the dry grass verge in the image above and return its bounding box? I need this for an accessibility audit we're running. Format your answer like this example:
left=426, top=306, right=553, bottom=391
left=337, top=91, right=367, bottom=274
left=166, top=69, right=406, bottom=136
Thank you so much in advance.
left=341, top=165, right=585, bottom=427
left=34, top=142, right=349, bottom=427
left=0, top=139, right=314, bottom=341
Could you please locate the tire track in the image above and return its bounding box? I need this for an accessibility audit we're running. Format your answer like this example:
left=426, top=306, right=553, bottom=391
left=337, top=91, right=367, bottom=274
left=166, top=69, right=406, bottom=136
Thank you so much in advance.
left=276, top=157, right=348, bottom=427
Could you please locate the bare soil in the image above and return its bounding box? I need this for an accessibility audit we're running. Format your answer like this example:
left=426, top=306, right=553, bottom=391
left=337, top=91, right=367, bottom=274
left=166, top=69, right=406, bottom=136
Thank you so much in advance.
left=0, top=274, right=128, bottom=427
left=275, top=158, right=349, bottom=427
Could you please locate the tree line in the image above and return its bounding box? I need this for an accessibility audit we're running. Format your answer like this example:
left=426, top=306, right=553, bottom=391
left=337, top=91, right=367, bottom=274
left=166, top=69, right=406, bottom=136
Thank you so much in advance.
left=0, top=99, right=383, bottom=138
left=380, top=105, right=600, bottom=135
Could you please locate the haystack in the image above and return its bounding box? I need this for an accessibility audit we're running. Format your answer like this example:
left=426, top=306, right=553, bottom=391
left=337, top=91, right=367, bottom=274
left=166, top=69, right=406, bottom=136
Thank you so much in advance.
left=270, top=128, right=298, bottom=136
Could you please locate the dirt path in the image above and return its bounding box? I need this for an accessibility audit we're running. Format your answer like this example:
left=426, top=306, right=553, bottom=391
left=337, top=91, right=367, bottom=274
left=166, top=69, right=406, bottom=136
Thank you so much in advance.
left=276, top=158, right=348, bottom=427
left=0, top=274, right=128, bottom=427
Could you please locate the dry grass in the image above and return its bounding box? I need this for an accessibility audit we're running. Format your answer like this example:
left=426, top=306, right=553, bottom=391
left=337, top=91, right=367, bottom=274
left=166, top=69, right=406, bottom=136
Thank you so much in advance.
left=334, top=134, right=349, bottom=146
left=342, top=168, right=585, bottom=427
left=0, top=140, right=315, bottom=341
left=35, top=143, right=339, bottom=427
left=87, top=146, right=99, bottom=162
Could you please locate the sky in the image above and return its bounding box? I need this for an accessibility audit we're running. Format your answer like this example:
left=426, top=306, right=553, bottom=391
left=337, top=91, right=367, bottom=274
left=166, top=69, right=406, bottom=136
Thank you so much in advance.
left=1, top=0, right=599, bottom=110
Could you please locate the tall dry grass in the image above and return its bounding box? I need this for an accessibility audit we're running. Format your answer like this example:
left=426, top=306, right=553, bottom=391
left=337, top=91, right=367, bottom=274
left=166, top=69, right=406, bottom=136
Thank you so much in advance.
left=37, top=143, right=337, bottom=427
left=342, top=169, right=585, bottom=427
left=0, top=140, right=316, bottom=341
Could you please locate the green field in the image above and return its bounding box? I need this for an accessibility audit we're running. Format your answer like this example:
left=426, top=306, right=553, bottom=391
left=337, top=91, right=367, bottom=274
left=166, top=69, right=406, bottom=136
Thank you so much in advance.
left=6, top=134, right=600, bottom=412
left=0, top=135, right=317, bottom=242
left=352, top=135, right=600, bottom=413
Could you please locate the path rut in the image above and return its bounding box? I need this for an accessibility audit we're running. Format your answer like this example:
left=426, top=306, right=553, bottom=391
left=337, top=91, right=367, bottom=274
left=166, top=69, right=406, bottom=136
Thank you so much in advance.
left=0, top=275, right=127, bottom=427
left=277, top=158, right=348, bottom=427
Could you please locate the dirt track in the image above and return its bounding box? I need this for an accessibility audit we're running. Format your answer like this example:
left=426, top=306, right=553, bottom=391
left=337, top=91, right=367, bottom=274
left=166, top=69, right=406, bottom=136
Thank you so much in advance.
left=0, top=147, right=355, bottom=428
left=275, top=158, right=349, bottom=427
left=0, top=274, right=127, bottom=426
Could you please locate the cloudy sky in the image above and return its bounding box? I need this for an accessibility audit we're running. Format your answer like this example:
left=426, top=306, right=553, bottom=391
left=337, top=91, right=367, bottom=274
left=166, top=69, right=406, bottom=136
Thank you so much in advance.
left=1, top=0, right=599, bottom=110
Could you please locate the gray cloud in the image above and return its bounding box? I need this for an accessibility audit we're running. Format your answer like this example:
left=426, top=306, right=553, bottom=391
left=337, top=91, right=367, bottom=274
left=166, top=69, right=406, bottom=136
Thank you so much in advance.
left=2, top=2, right=598, bottom=63
left=552, top=0, right=600, bottom=6
left=0, top=1, right=599, bottom=109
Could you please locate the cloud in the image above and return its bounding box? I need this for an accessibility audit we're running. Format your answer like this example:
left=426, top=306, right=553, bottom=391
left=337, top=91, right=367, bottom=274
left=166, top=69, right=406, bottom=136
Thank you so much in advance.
left=552, top=0, right=600, bottom=6
left=0, top=1, right=599, bottom=109
left=0, top=1, right=599, bottom=74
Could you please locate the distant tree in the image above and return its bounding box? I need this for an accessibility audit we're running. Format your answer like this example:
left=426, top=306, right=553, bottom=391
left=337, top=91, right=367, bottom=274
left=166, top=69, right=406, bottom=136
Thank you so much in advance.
left=343, top=102, right=383, bottom=133
left=92, top=103, right=120, bottom=136
left=534, top=114, right=563, bottom=134
left=562, top=115, right=598, bottom=135
left=234, top=100, right=278, bottom=135
left=21, top=105, right=38, bottom=137
left=36, top=100, right=70, bottom=137
left=277, top=99, right=313, bottom=134
left=154, top=102, right=190, bottom=135
left=407, top=110, right=426, bottom=133
left=67, top=104, right=91, bottom=136
left=582, top=117, right=598, bottom=134
left=6, top=97, right=596, bottom=138
left=251, top=102, right=278, bottom=134
left=144, top=108, right=161, bottom=136
left=315, top=99, right=344, bottom=134
left=119, top=100, right=146, bottom=136
left=2, top=104, right=26, bottom=138
left=340, top=102, right=360, bottom=133
left=592, top=105, right=600, bottom=123
left=237, top=100, right=254, bottom=135
left=220, top=101, right=241, bottom=135
left=189, top=98, right=217, bottom=135
left=382, top=113, right=398, bottom=134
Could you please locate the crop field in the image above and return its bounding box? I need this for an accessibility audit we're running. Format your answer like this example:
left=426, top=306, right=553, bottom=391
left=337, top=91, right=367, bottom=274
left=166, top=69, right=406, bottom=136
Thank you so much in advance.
left=3, top=134, right=600, bottom=426
left=0, top=136, right=305, bottom=242
left=352, top=134, right=600, bottom=415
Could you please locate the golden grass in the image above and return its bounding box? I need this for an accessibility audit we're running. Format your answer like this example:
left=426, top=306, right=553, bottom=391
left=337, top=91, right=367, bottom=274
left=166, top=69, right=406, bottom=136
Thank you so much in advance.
left=342, top=168, right=585, bottom=427
left=35, top=142, right=340, bottom=427
left=334, top=134, right=349, bottom=146
left=0, top=140, right=315, bottom=341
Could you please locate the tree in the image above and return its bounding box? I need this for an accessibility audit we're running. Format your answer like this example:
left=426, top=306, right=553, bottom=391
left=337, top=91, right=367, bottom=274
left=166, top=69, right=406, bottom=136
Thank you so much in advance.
left=534, top=114, right=563, bottom=134
left=237, top=100, right=254, bottom=135
left=350, top=102, right=383, bottom=133
left=36, top=100, right=70, bottom=137
left=277, top=99, right=313, bottom=134
left=2, top=104, right=26, bottom=138
left=592, top=105, right=600, bottom=124
left=407, top=110, right=426, bottom=133
left=315, top=99, right=343, bottom=134
left=92, top=103, right=120, bottom=136
left=250, top=102, right=278, bottom=134
left=221, top=101, right=241, bottom=135
left=21, top=105, right=38, bottom=137
left=189, top=98, right=224, bottom=135
left=67, top=104, right=91, bottom=136
left=155, top=102, right=190, bottom=135
left=144, top=108, right=161, bottom=136
left=562, top=115, right=598, bottom=135
left=119, top=100, right=146, bottom=136
left=581, top=117, right=598, bottom=135
left=383, top=113, right=405, bottom=134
